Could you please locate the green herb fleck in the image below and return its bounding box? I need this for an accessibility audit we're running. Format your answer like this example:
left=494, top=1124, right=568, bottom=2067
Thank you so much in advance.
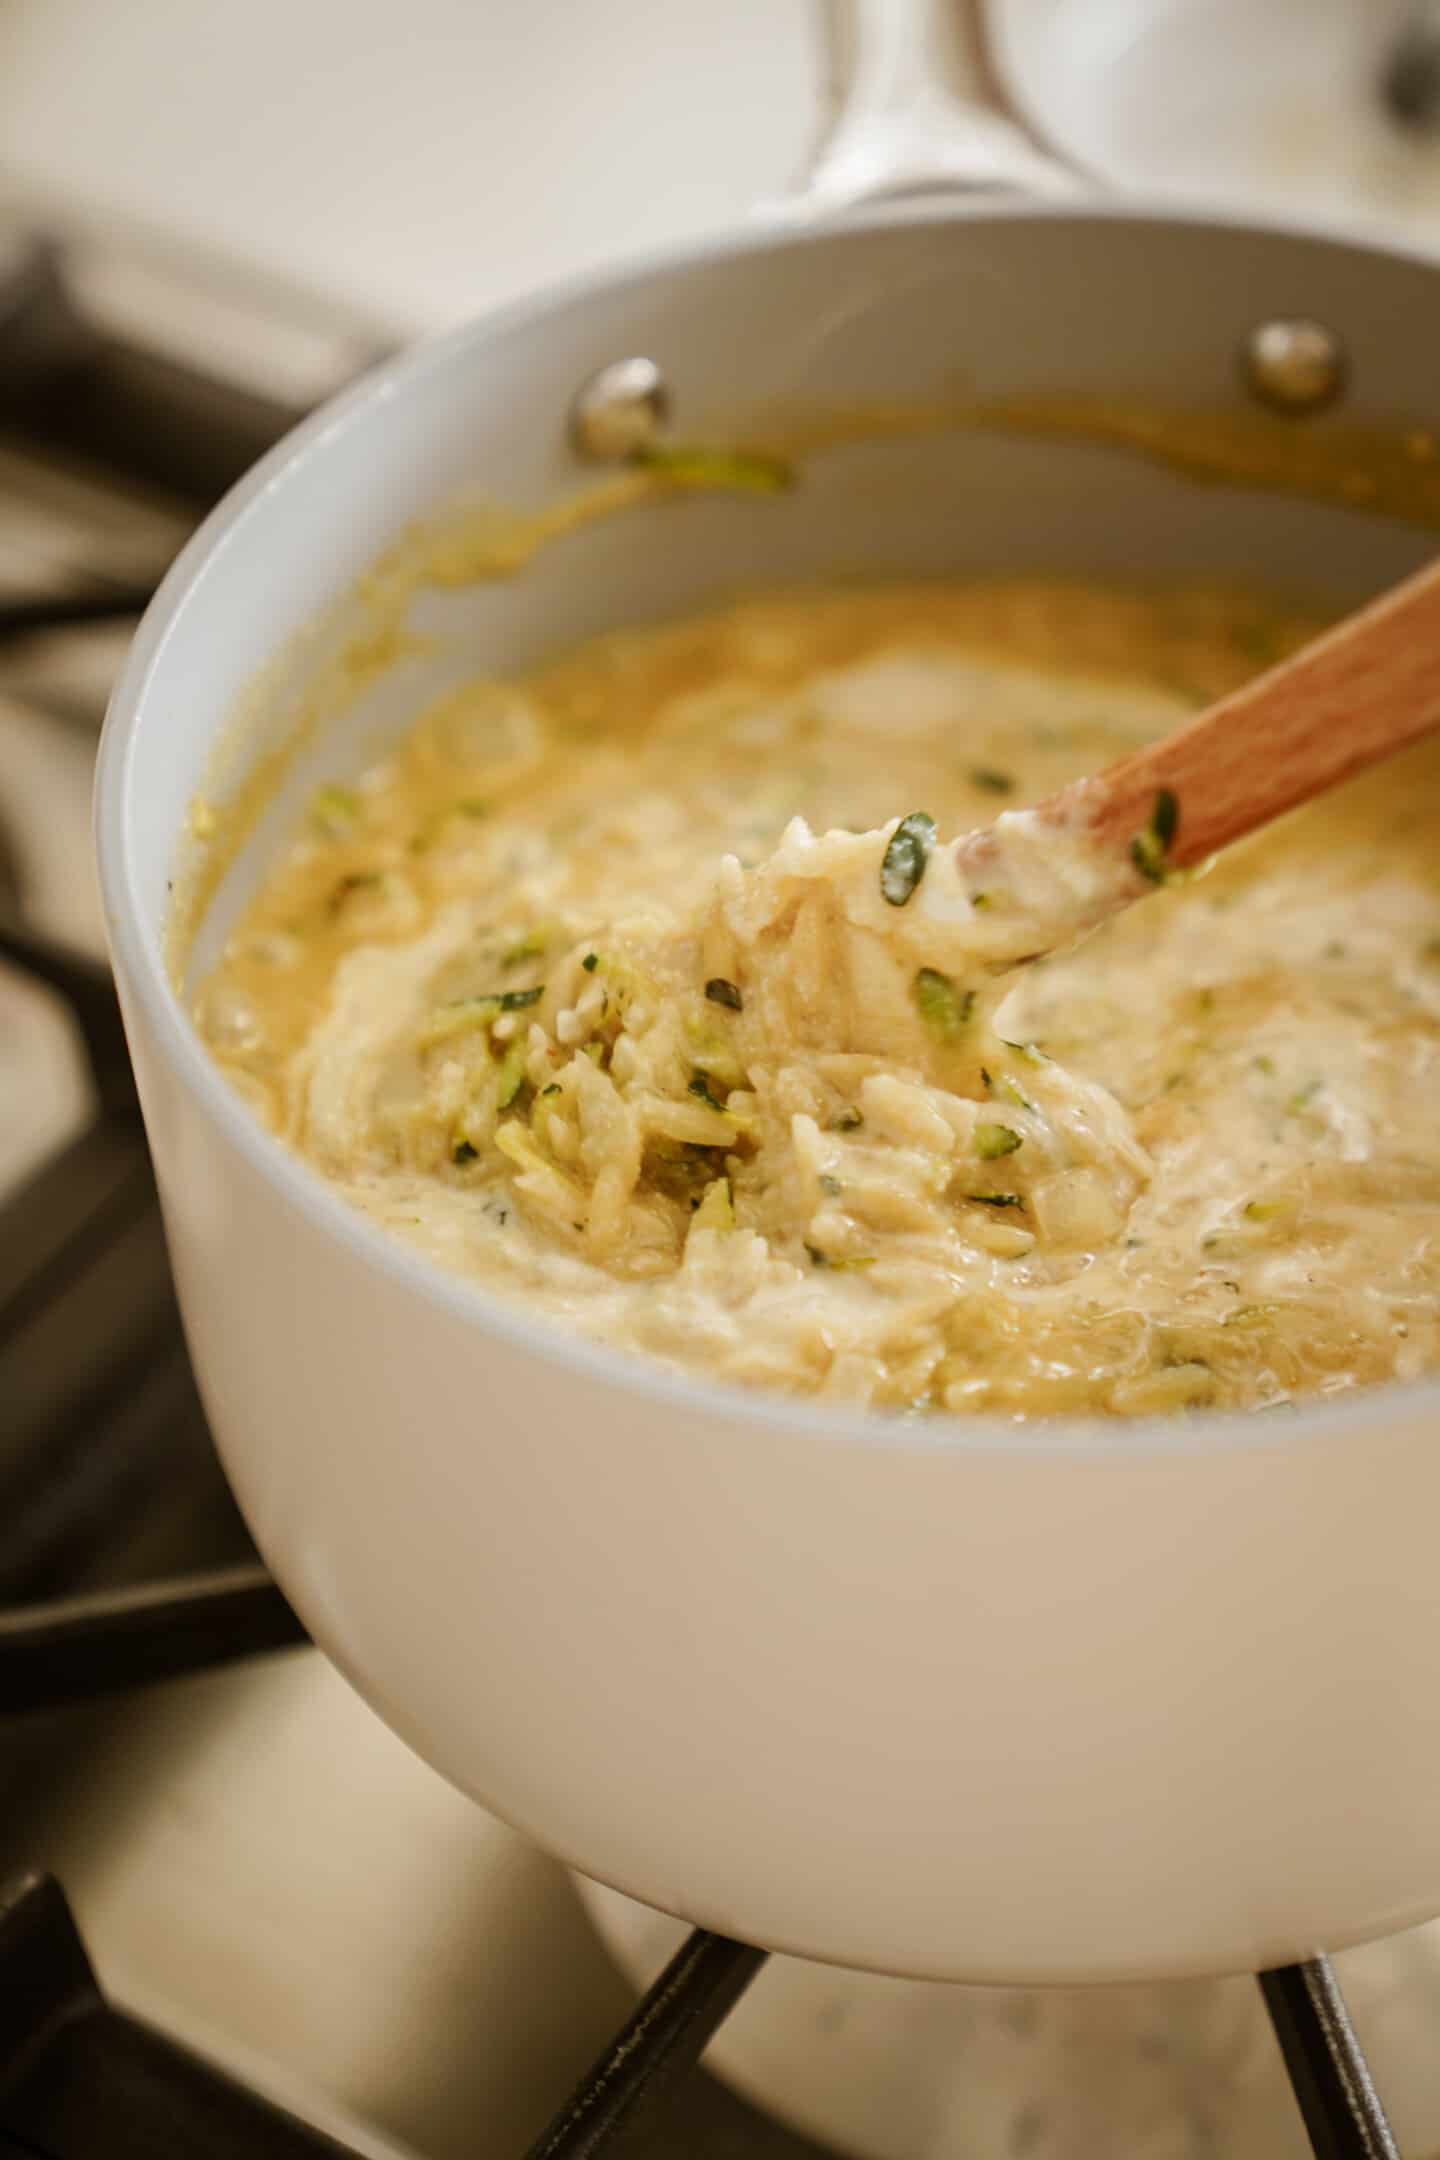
left=1129, top=786, right=1180, bottom=885
left=581, top=952, right=599, bottom=973
left=495, top=1037, right=530, bottom=1109
left=804, top=1244, right=876, bottom=1271
left=501, top=932, right=547, bottom=968
left=540, top=1082, right=561, bottom=1098
left=424, top=983, right=544, bottom=1043
left=880, top=811, right=936, bottom=908
left=688, top=1073, right=729, bottom=1113
left=818, top=1173, right=844, bottom=1197
left=913, top=967, right=974, bottom=1043
left=966, top=1191, right=1023, bottom=1208
left=637, top=444, right=795, bottom=494
left=310, top=783, right=360, bottom=836
left=834, top=1108, right=864, bottom=1132
left=1001, top=1038, right=1048, bottom=1065
left=969, top=766, right=1015, bottom=795
left=705, top=976, right=743, bottom=1011
left=975, top=1122, right=1023, bottom=1160
left=1286, top=1079, right=1323, bottom=1114
left=452, top=1139, right=478, bottom=1166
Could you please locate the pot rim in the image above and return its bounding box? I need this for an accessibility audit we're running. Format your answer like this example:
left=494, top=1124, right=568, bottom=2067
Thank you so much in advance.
left=94, top=192, right=1440, bottom=1465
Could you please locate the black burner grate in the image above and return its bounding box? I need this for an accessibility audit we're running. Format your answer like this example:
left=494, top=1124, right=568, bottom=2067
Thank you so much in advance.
left=0, top=1866, right=1406, bottom=2159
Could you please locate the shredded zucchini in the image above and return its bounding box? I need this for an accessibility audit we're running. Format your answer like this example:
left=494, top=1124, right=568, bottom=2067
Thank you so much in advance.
left=880, top=812, right=936, bottom=908
left=975, top=1123, right=1023, bottom=1160
left=637, top=444, right=795, bottom=494
left=1129, top=786, right=1180, bottom=885
left=913, top=968, right=974, bottom=1043
left=310, top=784, right=360, bottom=837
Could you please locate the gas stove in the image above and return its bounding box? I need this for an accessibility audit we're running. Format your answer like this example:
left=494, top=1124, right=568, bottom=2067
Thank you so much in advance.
left=3, top=39, right=1440, bottom=2157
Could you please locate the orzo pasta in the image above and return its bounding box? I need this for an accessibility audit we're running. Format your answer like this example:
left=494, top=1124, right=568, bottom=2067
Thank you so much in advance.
left=195, top=580, right=1440, bottom=1418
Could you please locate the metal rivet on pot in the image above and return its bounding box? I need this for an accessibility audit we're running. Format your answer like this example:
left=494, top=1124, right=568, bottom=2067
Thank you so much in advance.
left=1242, top=319, right=1347, bottom=415
left=569, top=358, right=670, bottom=461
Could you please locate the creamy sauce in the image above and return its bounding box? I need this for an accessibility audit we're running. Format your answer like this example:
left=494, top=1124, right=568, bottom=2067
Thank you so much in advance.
left=196, top=580, right=1440, bottom=1418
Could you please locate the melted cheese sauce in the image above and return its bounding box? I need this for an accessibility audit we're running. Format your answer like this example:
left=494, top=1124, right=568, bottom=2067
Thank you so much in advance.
left=196, top=580, right=1440, bottom=1418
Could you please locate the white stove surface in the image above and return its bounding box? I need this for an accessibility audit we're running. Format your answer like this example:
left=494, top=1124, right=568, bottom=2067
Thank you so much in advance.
left=4, top=1653, right=639, bottom=2157
left=0, top=0, right=819, bottom=337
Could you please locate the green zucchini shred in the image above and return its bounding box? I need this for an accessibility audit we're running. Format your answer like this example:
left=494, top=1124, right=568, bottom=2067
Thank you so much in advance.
left=969, top=767, right=1015, bottom=795
left=501, top=932, right=547, bottom=968
left=688, top=1073, right=729, bottom=1114
left=880, top=812, right=936, bottom=908
left=912, top=967, right=974, bottom=1043
left=637, top=444, right=795, bottom=494
left=1129, top=786, right=1180, bottom=885
left=310, top=783, right=360, bottom=835
left=495, top=1036, right=530, bottom=1109
left=804, top=1244, right=876, bottom=1271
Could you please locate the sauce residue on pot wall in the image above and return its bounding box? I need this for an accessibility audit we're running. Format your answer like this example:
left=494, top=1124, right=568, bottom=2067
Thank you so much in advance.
left=169, top=384, right=1440, bottom=979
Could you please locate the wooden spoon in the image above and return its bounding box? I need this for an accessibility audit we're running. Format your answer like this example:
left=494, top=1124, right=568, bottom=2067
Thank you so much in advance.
left=953, top=555, right=1440, bottom=952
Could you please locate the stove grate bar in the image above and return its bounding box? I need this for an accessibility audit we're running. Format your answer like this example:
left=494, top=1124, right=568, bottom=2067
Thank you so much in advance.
left=1260, top=1957, right=1402, bottom=2159
left=0, top=1565, right=307, bottom=1714
left=523, top=1927, right=767, bottom=2159
left=524, top=1929, right=1406, bottom=2160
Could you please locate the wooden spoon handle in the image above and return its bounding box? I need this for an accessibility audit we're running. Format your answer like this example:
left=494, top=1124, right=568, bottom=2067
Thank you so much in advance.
left=1065, top=554, right=1440, bottom=870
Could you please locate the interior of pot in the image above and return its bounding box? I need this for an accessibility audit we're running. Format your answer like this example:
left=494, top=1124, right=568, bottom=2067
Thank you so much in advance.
left=112, top=204, right=1440, bottom=999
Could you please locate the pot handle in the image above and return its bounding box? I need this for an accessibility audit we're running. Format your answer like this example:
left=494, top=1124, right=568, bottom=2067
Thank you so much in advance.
left=775, top=0, right=1081, bottom=219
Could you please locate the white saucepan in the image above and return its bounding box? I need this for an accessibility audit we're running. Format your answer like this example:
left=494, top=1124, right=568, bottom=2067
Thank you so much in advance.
left=95, top=1, right=1440, bottom=1984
